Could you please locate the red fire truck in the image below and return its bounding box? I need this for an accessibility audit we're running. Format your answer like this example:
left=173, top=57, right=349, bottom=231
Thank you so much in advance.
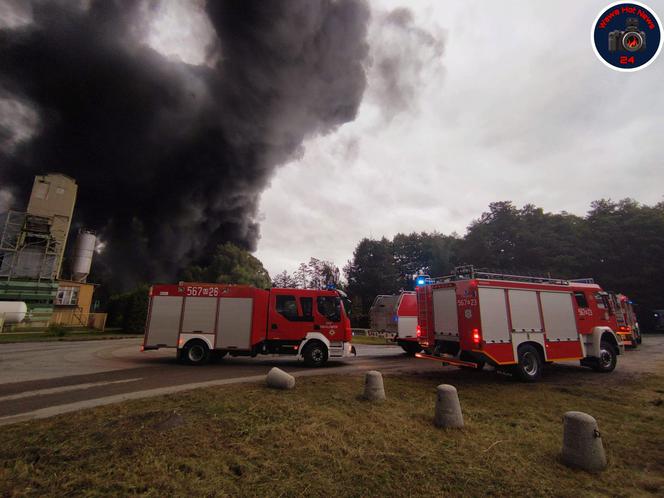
left=609, top=293, right=641, bottom=348
left=142, top=282, right=354, bottom=366
left=415, top=267, right=624, bottom=381
left=392, top=292, right=422, bottom=355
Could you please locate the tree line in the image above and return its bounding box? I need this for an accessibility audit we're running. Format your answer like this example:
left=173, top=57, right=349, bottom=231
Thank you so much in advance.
left=344, top=199, right=664, bottom=329
left=103, top=199, right=664, bottom=332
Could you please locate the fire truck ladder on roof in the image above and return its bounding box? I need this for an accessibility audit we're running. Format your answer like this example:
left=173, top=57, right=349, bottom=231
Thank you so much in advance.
left=430, top=265, right=572, bottom=286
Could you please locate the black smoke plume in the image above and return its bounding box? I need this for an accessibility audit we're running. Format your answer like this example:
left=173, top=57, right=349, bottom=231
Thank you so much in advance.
left=0, top=0, right=370, bottom=288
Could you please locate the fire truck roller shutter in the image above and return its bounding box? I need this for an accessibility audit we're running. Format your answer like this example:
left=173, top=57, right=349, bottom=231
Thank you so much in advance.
left=539, top=292, right=578, bottom=341
left=433, top=288, right=459, bottom=340
left=181, top=296, right=217, bottom=334
left=508, top=289, right=546, bottom=362
left=508, top=290, right=543, bottom=332
left=146, top=296, right=183, bottom=347
left=216, top=298, right=253, bottom=350
left=478, top=288, right=510, bottom=343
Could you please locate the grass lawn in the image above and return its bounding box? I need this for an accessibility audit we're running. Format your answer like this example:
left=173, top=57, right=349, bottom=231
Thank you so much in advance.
left=1, top=366, right=663, bottom=497
left=0, top=330, right=142, bottom=344
left=351, top=335, right=393, bottom=345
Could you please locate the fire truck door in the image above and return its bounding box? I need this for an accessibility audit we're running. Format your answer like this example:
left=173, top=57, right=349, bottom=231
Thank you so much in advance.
left=540, top=291, right=582, bottom=360
left=573, top=291, right=592, bottom=334
left=315, top=295, right=343, bottom=340
left=268, top=292, right=313, bottom=341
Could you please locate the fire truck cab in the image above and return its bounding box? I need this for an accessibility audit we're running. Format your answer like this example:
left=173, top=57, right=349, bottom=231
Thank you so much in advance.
left=143, top=282, right=354, bottom=367
left=416, top=267, right=624, bottom=381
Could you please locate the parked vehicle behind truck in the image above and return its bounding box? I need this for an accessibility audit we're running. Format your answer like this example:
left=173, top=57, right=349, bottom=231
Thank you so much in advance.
left=369, top=294, right=399, bottom=335
left=416, top=266, right=624, bottom=382
left=609, top=292, right=641, bottom=347
left=392, top=292, right=422, bottom=355
left=142, top=282, right=354, bottom=367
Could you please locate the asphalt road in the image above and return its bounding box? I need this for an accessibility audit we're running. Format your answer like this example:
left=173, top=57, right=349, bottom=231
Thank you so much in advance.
left=0, top=339, right=425, bottom=425
left=1, top=335, right=662, bottom=426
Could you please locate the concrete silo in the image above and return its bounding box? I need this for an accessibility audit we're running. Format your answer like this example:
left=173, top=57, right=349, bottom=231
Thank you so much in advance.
left=71, top=229, right=96, bottom=283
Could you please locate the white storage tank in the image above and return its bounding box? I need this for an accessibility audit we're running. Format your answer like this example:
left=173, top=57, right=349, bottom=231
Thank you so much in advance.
left=72, top=229, right=96, bottom=282
left=0, top=301, right=28, bottom=324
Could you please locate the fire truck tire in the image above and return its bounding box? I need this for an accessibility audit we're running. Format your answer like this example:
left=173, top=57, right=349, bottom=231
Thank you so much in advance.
left=182, top=340, right=211, bottom=366
left=400, top=342, right=423, bottom=355
left=513, top=344, right=542, bottom=382
left=592, top=341, right=617, bottom=373
left=302, top=341, right=328, bottom=368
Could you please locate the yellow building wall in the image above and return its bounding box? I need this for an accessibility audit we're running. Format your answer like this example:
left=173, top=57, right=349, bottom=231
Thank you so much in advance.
left=52, top=281, right=106, bottom=330
left=55, top=281, right=94, bottom=313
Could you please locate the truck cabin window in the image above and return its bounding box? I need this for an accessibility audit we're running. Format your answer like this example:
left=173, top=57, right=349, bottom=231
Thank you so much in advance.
left=574, top=292, right=589, bottom=308
left=594, top=292, right=612, bottom=312
left=317, top=296, right=341, bottom=322
left=276, top=295, right=299, bottom=321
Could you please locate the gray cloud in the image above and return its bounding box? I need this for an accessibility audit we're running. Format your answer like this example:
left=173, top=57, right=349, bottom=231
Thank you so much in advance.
left=256, top=0, right=664, bottom=277
left=367, top=6, right=445, bottom=119
left=0, top=0, right=371, bottom=289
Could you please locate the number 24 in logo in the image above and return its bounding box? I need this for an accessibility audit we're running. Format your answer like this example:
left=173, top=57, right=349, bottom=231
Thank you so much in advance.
left=620, top=55, right=635, bottom=64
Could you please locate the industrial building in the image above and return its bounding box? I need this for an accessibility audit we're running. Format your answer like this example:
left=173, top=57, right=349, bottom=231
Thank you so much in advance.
left=0, top=173, right=105, bottom=330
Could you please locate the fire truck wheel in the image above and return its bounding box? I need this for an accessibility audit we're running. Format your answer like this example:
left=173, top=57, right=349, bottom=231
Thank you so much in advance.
left=592, top=341, right=617, bottom=373
left=513, top=345, right=542, bottom=382
left=182, top=340, right=210, bottom=366
left=401, top=342, right=423, bottom=355
left=302, top=341, right=328, bottom=368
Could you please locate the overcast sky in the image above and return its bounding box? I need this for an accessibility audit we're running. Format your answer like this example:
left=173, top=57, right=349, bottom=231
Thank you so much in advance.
left=2, top=0, right=663, bottom=279
left=254, top=0, right=664, bottom=277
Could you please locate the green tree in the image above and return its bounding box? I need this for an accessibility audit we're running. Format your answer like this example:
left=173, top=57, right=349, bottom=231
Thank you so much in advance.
left=393, top=231, right=460, bottom=288
left=107, top=284, right=149, bottom=332
left=344, top=237, right=399, bottom=326
left=182, top=243, right=271, bottom=288
left=272, top=270, right=299, bottom=288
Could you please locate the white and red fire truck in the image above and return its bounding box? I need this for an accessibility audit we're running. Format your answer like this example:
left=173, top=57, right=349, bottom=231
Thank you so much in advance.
left=392, top=292, right=422, bottom=355
left=142, top=282, right=354, bottom=367
left=609, top=292, right=641, bottom=347
left=415, top=266, right=624, bottom=381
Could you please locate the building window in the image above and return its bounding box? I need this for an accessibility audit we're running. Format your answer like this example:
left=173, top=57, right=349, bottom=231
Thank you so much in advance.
left=56, top=286, right=79, bottom=305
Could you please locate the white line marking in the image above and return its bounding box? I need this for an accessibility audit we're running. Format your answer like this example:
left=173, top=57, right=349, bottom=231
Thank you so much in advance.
left=0, top=360, right=410, bottom=426
left=0, top=378, right=143, bottom=402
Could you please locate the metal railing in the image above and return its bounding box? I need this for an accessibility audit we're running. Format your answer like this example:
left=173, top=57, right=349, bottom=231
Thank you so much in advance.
left=428, top=265, right=572, bottom=286
left=1, top=310, right=108, bottom=332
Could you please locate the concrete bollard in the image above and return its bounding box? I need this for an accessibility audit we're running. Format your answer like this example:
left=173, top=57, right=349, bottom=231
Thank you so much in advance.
left=363, top=370, right=386, bottom=401
left=434, top=384, right=464, bottom=428
left=561, top=411, right=607, bottom=471
left=266, top=367, right=295, bottom=390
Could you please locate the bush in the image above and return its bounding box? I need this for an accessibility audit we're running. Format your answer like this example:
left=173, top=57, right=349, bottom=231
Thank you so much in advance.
left=107, top=284, right=149, bottom=332
left=48, top=324, right=68, bottom=337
